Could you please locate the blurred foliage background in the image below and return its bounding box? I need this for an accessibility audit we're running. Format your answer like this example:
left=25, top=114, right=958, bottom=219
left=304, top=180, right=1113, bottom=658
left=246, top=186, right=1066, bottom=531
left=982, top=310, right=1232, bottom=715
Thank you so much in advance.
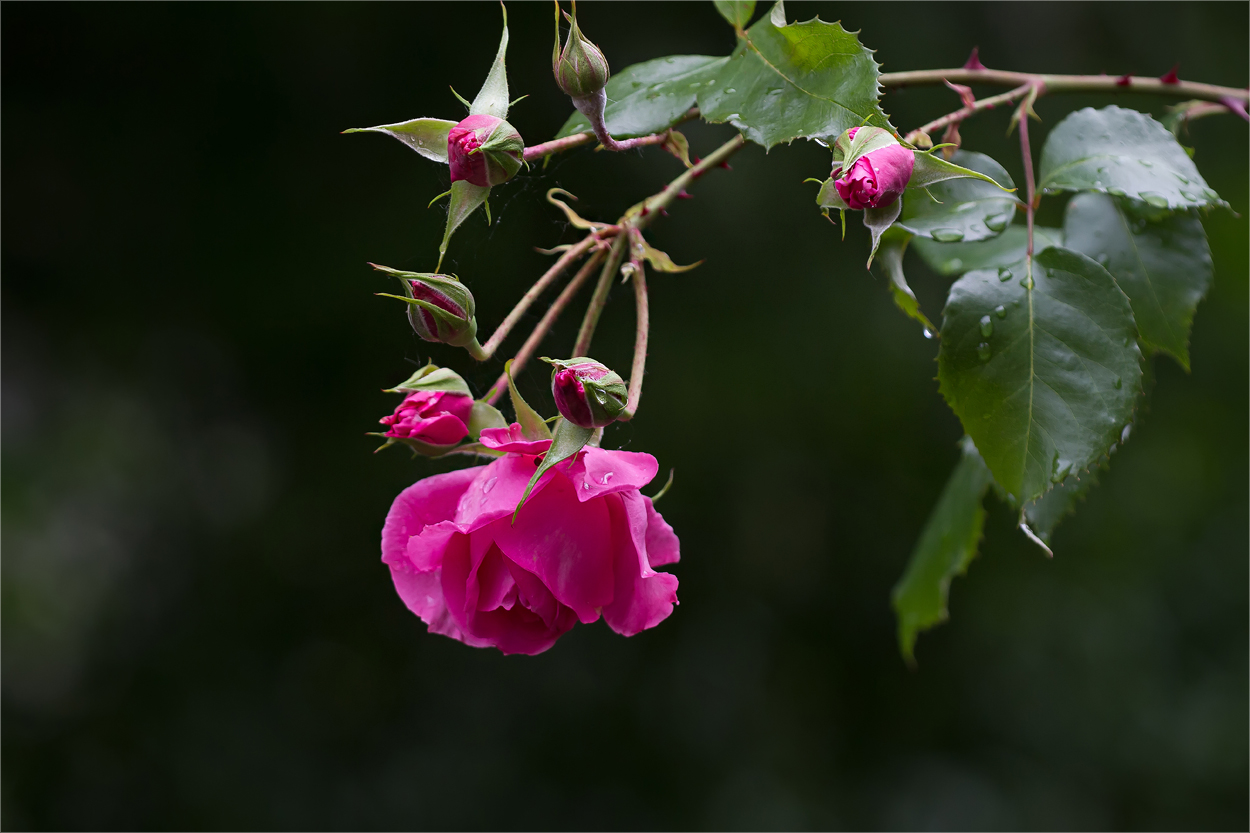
left=3, top=3, right=1246, bottom=829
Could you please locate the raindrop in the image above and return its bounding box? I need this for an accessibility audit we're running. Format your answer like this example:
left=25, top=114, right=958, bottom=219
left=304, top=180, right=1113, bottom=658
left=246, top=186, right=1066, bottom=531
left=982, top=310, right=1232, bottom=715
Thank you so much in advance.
left=582, top=481, right=591, bottom=490
left=998, top=267, right=1013, bottom=282
left=1096, top=166, right=1107, bottom=174
left=1180, top=190, right=1199, bottom=201
left=631, top=81, right=643, bottom=89
left=979, top=315, right=994, bottom=337
left=1202, top=188, right=1219, bottom=200
left=1120, top=424, right=1132, bottom=444
left=931, top=229, right=964, bottom=242
left=1107, top=187, right=1127, bottom=197
left=1094, top=180, right=1103, bottom=187
left=1019, top=276, right=1033, bottom=288
left=1108, top=442, right=1117, bottom=455
left=1175, top=172, right=1189, bottom=184
left=1140, top=192, right=1169, bottom=209
left=949, top=258, right=964, bottom=271
left=955, top=202, right=977, bottom=213
left=922, top=328, right=933, bottom=339
left=1113, top=377, right=1122, bottom=389
left=1051, top=459, right=1072, bottom=484
left=994, top=304, right=1007, bottom=319
left=1096, top=253, right=1110, bottom=266
left=483, top=477, right=498, bottom=494
left=976, top=342, right=992, bottom=361
left=723, top=88, right=737, bottom=94
left=1138, top=159, right=1153, bottom=168
left=600, top=472, right=615, bottom=485
left=689, top=82, right=702, bottom=89
left=985, top=213, right=1012, bottom=232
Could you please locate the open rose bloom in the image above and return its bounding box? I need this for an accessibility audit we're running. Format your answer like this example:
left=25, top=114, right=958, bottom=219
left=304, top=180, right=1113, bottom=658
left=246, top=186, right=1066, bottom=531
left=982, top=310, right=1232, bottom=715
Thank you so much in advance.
left=382, top=424, right=679, bottom=654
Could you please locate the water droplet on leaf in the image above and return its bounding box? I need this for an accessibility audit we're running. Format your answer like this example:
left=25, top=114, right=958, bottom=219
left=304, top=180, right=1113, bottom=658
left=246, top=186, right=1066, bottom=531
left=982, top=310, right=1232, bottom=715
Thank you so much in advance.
left=994, top=304, right=1007, bottom=319
left=1138, top=159, right=1153, bottom=168
left=1113, top=377, right=1122, bottom=389
left=1107, top=187, right=1127, bottom=197
left=1121, top=424, right=1132, bottom=444
left=979, top=315, right=994, bottom=337
left=998, top=268, right=1013, bottom=282
left=931, top=228, right=964, bottom=242
left=1141, top=192, right=1169, bottom=208
left=985, top=213, right=1011, bottom=232
left=977, top=342, right=992, bottom=361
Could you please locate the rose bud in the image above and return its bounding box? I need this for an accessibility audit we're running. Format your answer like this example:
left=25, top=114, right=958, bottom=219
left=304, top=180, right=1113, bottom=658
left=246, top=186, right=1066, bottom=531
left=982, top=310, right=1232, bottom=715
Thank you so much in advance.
left=379, top=389, right=474, bottom=449
left=446, top=114, right=524, bottom=187
left=405, top=274, right=478, bottom=347
left=543, top=356, right=627, bottom=428
left=833, top=126, right=915, bottom=210
left=553, top=3, right=610, bottom=99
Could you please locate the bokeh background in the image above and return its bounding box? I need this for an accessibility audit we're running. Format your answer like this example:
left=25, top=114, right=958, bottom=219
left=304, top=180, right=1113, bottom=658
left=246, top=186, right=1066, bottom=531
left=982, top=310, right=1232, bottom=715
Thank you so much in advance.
left=3, top=2, right=1247, bottom=829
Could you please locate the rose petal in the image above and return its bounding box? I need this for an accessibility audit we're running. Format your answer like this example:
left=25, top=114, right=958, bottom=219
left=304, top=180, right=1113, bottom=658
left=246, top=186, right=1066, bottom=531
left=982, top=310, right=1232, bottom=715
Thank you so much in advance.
left=382, top=466, right=483, bottom=571
left=567, top=447, right=659, bottom=502
left=453, top=454, right=560, bottom=532
left=601, top=492, right=679, bottom=637
left=479, top=423, right=554, bottom=455
left=643, top=496, right=681, bottom=568
left=490, top=470, right=614, bottom=623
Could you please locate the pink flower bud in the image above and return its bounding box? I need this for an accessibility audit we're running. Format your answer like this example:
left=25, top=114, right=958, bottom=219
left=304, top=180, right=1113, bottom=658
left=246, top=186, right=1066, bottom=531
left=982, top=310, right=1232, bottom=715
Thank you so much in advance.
left=545, top=357, right=627, bottom=429
left=379, top=389, right=474, bottom=447
left=447, top=115, right=524, bottom=187
left=833, top=127, right=915, bottom=210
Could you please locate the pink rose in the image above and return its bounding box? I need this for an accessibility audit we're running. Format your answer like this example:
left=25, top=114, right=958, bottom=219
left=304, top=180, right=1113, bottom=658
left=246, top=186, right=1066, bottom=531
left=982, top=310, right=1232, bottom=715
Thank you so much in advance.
left=833, top=128, right=914, bottom=210
left=381, top=424, right=680, bottom=655
left=379, top=390, right=474, bottom=447
left=447, top=114, right=524, bottom=187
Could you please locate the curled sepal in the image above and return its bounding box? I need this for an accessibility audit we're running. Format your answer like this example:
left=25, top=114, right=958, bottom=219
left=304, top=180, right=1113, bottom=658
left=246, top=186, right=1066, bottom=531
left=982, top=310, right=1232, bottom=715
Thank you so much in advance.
left=877, top=229, right=937, bottom=337
left=514, top=418, right=596, bottom=520
left=910, top=151, right=1016, bottom=192
left=470, top=3, right=511, bottom=118
left=546, top=188, right=608, bottom=230
left=816, top=177, right=850, bottom=211
left=385, top=361, right=473, bottom=396
left=342, top=118, right=456, bottom=164
left=863, top=198, right=903, bottom=268
left=639, top=240, right=702, bottom=273
left=371, top=264, right=479, bottom=348
left=438, top=180, right=490, bottom=271
left=504, top=359, right=553, bottom=441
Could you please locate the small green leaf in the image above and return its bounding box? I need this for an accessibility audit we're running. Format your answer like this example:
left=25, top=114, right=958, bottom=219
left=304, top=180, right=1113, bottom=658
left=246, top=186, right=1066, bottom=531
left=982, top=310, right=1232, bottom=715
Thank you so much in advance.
left=467, top=400, right=508, bottom=439
left=909, top=149, right=1016, bottom=192
left=912, top=226, right=1063, bottom=277
left=557, top=55, right=728, bottom=139
left=661, top=130, right=693, bottom=168
left=891, top=438, right=992, bottom=664
left=877, top=231, right=936, bottom=336
left=505, top=359, right=552, bottom=441
left=1037, top=106, right=1226, bottom=210
left=385, top=362, right=472, bottom=396
left=1063, top=192, right=1212, bottom=370
left=438, top=180, right=490, bottom=271
left=697, top=2, right=891, bottom=149
left=470, top=4, right=511, bottom=119
left=640, top=240, right=703, bottom=273
left=713, top=0, right=756, bottom=30
left=516, top=419, right=594, bottom=518
left=343, top=118, right=456, bottom=164
left=938, top=247, right=1142, bottom=502
left=898, top=151, right=1020, bottom=243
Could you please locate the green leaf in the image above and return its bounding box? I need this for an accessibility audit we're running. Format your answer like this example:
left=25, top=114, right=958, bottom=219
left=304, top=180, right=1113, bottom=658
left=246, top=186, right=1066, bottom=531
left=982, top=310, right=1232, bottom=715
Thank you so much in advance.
left=467, top=400, right=508, bottom=439
left=898, top=151, right=1019, bottom=243
left=937, top=246, right=1142, bottom=502
left=891, top=438, right=992, bottom=664
left=877, top=231, right=936, bottom=336
left=912, top=226, right=1063, bottom=277
left=908, top=150, right=1015, bottom=192
left=713, top=0, right=756, bottom=29
left=470, top=4, right=510, bottom=118
left=696, top=1, right=891, bottom=149
left=1062, top=192, right=1212, bottom=371
left=343, top=118, right=456, bottom=164
left=385, top=363, right=472, bottom=396
left=438, top=180, right=490, bottom=271
left=505, top=359, right=552, bottom=441
left=556, top=55, right=727, bottom=139
left=1037, top=106, right=1226, bottom=210
left=516, top=419, right=594, bottom=518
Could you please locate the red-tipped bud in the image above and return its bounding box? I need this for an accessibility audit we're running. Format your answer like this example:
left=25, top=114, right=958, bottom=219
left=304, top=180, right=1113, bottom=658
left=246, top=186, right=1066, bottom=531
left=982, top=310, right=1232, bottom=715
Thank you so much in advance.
left=832, top=126, right=914, bottom=210
left=543, top=356, right=627, bottom=428
left=447, top=115, right=523, bottom=187
left=371, top=265, right=479, bottom=348
left=380, top=390, right=474, bottom=447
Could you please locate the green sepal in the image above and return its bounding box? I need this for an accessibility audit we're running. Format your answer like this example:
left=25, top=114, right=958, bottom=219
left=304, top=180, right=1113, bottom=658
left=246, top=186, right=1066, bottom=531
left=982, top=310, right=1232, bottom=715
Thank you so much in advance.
left=514, top=418, right=595, bottom=520
left=816, top=177, right=850, bottom=211
left=863, top=199, right=902, bottom=268
left=470, top=3, right=511, bottom=119
left=713, top=0, right=756, bottom=31
left=368, top=431, right=462, bottom=459
left=342, top=118, right=456, bottom=164
left=376, top=293, right=480, bottom=347
left=834, top=125, right=899, bottom=173
left=384, top=362, right=472, bottom=396
left=467, top=400, right=508, bottom=439
left=505, top=359, right=552, bottom=441
left=639, top=240, right=702, bottom=273
left=439, top=180, right=491, bottom=271
left=876, top=229, right=937, bottom=337
left=910, top=150, right=1017, bottom=192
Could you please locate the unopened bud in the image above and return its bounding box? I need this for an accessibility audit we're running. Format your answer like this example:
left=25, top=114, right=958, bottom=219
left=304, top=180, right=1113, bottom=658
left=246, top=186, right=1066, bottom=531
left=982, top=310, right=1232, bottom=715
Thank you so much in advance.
left=832, top=126, right=914, bottom=210
left=553, top=3, right=610, bottom=99
left=372, top=265, right=479, bottom=347
left=447, top=115, right=523, bottom=187
left=543, top=356, right=627, bottom=428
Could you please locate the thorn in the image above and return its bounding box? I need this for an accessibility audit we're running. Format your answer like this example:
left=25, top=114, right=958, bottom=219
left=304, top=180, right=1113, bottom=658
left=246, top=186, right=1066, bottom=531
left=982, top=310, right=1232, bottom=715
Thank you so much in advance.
left=718, top=160, right=733, bottom=170
left=1219, top=95, right=1250, bottom=122
left=944, top=79, right=976, bottom=108
left=1115, top=73, right=1132, bottom=87
left=676, top=190, right=693, bottom=200
left=640, top=205, right=650, bottom=216
left=660, top=208, right=669, bottom=216
left=1159, top=64, right=1180, bottom=85
left=963, top=47, right=986, bottom=71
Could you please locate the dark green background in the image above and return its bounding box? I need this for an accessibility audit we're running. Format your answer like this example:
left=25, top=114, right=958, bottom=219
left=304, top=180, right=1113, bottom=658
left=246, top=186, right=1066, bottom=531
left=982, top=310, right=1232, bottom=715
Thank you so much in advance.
left=3, top=2, right=1246, bottom=829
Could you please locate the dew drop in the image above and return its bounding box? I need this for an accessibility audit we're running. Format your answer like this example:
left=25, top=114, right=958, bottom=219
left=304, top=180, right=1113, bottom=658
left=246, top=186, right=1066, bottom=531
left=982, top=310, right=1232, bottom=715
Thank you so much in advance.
left=1175, top=172, right=1189, bottom=184
left=1113, top=377, right=1122, bottom=389
left=931, top=228, right=964, bottom=242
left=483, top=477, right=498, bottom=494
left=1107, top=187, right=1127, bottom=197
left=1138, top=159, right=1153, bottom=168
left=1140, top=192, right=1169, bottom=208
left=1180, top=190, right=1199, bottom=201
left=955, top=202, right=977, bottom=213
left=723, top=88, right=737, bottom=94
left=1019, top=276, right=1033, bottom=288
left=922, top=328, right=933, bottom=339
left=1096, top=252, right=1110, bottom=266
left=979, top=315, right=994, bottom=337
left=949, top=258, right=964, bottom=271
left=994, top=304, right=1007, bottom=319
left=1108, top=442, right=1117, bottom=455
left=976, top=342, right=992, bottom=361
left=985, top=213, right=1012, bottom=232
left=600, top=471, right=615, bottom=485
left=582, top=481, right=591, bottom=490
left=998, top=267, right=1013, bottom=282
left=1094, top=180, right=1103, bottom=187
left=1202, top=188, right=1219, bottom=200
left=1121, top=424, right=1132, bottom=444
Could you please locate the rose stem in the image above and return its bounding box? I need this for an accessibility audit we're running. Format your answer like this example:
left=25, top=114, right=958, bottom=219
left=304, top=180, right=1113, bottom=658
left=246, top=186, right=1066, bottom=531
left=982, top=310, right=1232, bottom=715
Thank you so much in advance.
left=571, top=233, right=629, bottom=356
left=483, top=248, right=607, bottom=406
left=880, top=68, right=1248, bottom=104
left=904, top=83, right=1033, bottom=144
left=618, top=231, right=649, bottom=421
